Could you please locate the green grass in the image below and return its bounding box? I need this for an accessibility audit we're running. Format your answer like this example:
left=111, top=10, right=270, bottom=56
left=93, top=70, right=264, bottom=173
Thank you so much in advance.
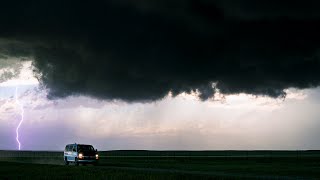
left=0, top=161, right=242, bottom=180
left=1, top=150, right=320, bottom=179
left=99, top=157, right=320, bottom=178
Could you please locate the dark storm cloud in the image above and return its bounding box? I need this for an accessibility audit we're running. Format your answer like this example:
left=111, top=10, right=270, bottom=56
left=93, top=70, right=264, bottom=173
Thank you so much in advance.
left=1, top=0, right=320, bottom=101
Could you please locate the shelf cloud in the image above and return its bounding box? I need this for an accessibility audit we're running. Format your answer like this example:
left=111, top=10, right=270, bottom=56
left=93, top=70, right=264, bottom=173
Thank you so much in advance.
left=1, top=0, right=320, bottom=101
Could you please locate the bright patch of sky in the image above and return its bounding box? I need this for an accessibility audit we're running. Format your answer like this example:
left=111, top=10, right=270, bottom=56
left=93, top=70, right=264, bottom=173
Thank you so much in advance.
left=0, top=59, right=38, bottom=99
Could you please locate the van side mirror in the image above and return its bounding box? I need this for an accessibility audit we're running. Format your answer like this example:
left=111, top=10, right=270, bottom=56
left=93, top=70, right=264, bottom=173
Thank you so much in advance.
left=96, top=149, right=98, bottom=152
left=73, top=148, right=76, bottom=152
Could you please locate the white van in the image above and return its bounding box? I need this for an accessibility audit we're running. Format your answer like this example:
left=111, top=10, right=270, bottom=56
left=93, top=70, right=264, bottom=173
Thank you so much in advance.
left=64, top=143, right=99, bottom=166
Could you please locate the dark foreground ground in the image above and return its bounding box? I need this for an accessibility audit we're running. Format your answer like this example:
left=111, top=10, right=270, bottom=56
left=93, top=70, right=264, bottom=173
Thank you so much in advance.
left=1, top=150, right=320, bottom=179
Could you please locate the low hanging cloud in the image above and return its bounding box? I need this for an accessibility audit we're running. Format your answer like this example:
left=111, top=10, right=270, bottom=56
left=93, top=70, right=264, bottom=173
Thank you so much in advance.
left=1, top=0, right=320, bottom=102
left=0, top=57, right=24, bottom=83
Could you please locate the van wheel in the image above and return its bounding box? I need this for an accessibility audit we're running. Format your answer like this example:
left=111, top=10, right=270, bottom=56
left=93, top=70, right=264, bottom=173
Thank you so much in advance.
left=64, top=158, right=69, bottom=165
left=74, top=158, right=79, bottom=166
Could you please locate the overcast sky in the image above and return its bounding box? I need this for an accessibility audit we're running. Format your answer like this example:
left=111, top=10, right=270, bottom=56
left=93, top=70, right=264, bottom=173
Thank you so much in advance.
left=1, top=60, right=320, bottom=150
left=1, top=1, right=320, bottom=150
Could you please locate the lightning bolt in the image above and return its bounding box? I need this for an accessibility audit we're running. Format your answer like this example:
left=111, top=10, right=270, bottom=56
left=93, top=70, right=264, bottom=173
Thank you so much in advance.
left=15, top=87, right=24, bottom=150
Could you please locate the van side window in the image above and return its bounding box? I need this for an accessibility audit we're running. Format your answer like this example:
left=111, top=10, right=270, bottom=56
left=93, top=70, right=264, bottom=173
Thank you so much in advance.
left=67, top=145, right=72, bottom=151
left=65, top=145, right=68, bottom=151
left=72, top=145, right=77, bottom=152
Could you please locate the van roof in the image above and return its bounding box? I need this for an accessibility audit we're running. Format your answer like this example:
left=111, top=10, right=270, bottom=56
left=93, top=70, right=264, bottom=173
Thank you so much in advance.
left=66, top=144, right=93, bottom=146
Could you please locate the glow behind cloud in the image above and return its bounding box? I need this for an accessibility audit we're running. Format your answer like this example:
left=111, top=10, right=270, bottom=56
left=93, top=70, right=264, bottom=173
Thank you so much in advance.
left=0, top=61, right=38, bottom=87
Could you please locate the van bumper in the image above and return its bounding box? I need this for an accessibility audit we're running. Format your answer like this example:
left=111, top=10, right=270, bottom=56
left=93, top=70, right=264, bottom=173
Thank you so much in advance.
left=78, top=159, right=98, bottom=163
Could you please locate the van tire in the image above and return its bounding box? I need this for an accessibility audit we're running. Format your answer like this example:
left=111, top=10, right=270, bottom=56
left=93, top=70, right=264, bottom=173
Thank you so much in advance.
left=75, top=158, right=79, bottom=166
left=64, top=157, right=69, bottom=165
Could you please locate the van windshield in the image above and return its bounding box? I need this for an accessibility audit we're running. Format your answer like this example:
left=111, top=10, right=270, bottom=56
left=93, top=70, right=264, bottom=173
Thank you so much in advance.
left=78, top=145, right=95, bottom=152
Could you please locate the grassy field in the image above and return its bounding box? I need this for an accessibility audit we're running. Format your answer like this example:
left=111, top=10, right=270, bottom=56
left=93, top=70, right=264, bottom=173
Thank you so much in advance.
left=1, top=150, right=320, bottom=179
left=0, top=161, right=221, bottom=180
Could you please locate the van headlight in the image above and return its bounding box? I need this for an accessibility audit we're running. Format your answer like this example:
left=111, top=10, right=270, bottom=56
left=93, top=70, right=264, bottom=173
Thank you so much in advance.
left=95, top=154, right=99, bottom=159
left=79, top=153, right=84, bottom=159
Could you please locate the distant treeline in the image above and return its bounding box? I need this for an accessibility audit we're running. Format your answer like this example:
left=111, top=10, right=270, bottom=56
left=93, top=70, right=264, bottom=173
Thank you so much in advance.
left=1, top=150, right=320, bottom=158
left=0, top=151, right=62, bottom=158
